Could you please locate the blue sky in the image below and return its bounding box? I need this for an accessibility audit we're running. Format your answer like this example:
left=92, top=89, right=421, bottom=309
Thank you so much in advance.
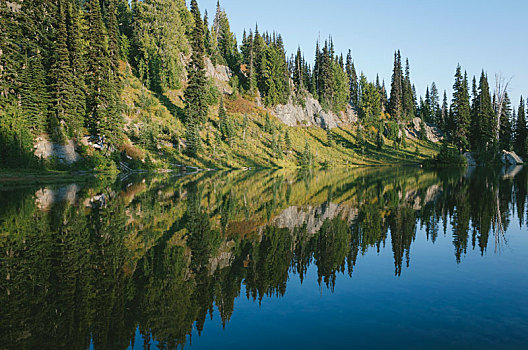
left=197, top=0, right=527, bottom=107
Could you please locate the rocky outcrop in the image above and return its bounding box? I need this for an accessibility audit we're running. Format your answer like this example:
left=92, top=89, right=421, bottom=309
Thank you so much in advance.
left=405, top=118, right=443, bottom=143
left=501, top=150, right=523, bottom=165
left=34, top=136, right=81, bottom=164
left=463, top=152, right=477, bottom=167
left=205, top=58, right=231, bottom=82
left=274, top=95, right=357, bottom=129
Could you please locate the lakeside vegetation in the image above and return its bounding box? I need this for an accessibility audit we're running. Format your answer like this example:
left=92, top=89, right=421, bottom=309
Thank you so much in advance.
left=0, top=0, right=526, bottom=171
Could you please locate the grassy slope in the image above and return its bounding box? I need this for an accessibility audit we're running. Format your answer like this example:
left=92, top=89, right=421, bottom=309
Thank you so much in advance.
left=121, top=64, right=440, bottom=170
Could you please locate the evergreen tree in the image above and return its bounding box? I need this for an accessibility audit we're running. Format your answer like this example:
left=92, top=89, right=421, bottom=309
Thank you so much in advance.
left=430, top=82, right=440, bottom=124
left=451, top=65, right=471, bottom=152
left=471, top=72, right=495, bottom=152
left=345, top=50, right=358, bottom=107
left=441, top=90, right=449, bottom=132
left=86, top=0, right=122, bottom=147
left=213, top=1, right=238, bottom=69
left=184, top=0, right=208, bottom=155
left=499, top=93, right=513, bottom=151
left=284, top=129, right=292, bottom=151
left=402, top=58, right=414, bottom=119
left=20, top=54, right=48, bottom=134
left=514, top=96, right=527, bottom=157
left=49, top=0, right=75, bottom=141
left=66, top=1, right=86, bottom=131
left=389, top=51, right=403, bottom=121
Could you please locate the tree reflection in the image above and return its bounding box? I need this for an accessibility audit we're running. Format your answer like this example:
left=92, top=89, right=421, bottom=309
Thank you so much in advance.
left=0, top=166, right=527, bottom=349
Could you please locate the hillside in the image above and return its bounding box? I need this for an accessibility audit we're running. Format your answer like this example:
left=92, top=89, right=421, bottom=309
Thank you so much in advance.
left=7, top=0, right=521, bottom=172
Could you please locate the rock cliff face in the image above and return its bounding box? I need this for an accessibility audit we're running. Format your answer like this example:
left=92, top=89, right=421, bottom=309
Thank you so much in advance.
left=274, top=95, right=357, bottom=129
left=405, top=117, right=443, bottom=143
left=205, top=58, right=231, bottom=83
left=34, top=136, right=81, bottom=164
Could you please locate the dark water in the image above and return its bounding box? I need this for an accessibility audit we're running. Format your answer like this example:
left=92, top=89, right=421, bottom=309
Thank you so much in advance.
left=1, top=167, right=527, bottom=350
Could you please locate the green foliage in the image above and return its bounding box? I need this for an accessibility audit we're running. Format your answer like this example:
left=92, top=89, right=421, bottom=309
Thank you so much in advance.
left=425, top=140, right=466, bottom=167
left=0, top=102, right=38, bottom=168
left=376, top=126, right=385, bottom=150
left=132, top=0, right=188, bottom=91
left=300, top=141, right=313, bottom=167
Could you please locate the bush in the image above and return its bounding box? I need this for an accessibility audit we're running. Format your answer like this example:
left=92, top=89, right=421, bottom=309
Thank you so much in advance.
left=424, top=141, right=467, bottom=167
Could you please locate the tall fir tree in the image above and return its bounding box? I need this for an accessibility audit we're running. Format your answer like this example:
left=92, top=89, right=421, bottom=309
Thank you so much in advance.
left=450, top=66, right=471, bottom=151
left=499, top=93, right=513, bottom=151
left=49, top=0, right=75, bottom=140
left=184, top=0, right=208, bottom=155
left=389, top=51, right=403, bottom=121
left=514, top=97, right=527, bottom=157
left=402, top=58, right=414, bottom=119
left=20, top=54, right=48, bottom=134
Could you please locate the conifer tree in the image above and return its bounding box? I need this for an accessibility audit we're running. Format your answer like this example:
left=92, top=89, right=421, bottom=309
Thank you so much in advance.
left=441, top=90, right=449, bottom=132
left=402, top=58, right=414, bottom=119
left=514, top=97, right=527, bottom=156
left=49, top=0, right=75, bottom=140
left=389, top=51, right=403, bottom=121
left=66, top=1, right=86, bottom=130
left=285, top=129, right=292, bottom=151
left=20, top=54, right=48, bottom=134
left=86, top=0, right=122, bottom=147
left=184, top=0, right=208, bottom=155
left=471, top=72, right=495, bottom=152
left=451, top=65, right=471, bottom=151
left=499, top=93, right=512, bottom=151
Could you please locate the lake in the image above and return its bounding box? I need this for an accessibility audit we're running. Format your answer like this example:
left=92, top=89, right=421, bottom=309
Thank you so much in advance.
left=1, top=166, right=527, bottom=350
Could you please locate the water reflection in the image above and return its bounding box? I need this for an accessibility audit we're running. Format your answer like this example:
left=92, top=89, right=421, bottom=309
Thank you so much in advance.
left=0, top=166, right=526, bottom=349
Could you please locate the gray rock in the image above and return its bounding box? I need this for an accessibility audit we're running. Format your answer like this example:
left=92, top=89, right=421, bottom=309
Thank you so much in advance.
left=463, top=152, right=477, bottom=167
left=34, top=137, right=81, bottom=164
left=205, top=57, right=231, bottom=82
left=501, top=150, right=523, bottom=165
left=274, top=94, right=357, bottom=129
left=406, top=117, right=443, bottom=143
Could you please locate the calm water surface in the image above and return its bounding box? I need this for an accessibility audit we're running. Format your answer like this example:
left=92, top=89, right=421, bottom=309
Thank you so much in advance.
left=1, top=167, right=527, bottom=349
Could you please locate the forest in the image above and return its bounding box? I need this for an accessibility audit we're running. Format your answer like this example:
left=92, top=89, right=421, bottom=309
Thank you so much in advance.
left=1, top=0, right=526, bottom=170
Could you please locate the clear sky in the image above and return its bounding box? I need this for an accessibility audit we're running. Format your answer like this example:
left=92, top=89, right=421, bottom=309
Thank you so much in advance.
left=197, top=0, right=527, bottom=107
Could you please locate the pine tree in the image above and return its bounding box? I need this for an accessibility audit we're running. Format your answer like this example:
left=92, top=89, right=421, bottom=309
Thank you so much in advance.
left=514, top=97, right=527, bottom=157
left=86, top=0, right=122, bottom=147
left=20, top=54, right=48, bottom=134
left=376, top=124, right=385, bottom=150
left=345, top=50, right=358, bottom=107
left=471, top=72, right=495, bottom=152
left=430, top=82, right=440, bottom=123
left=389, top=51, right=403, bottom=121
left=499, top=93, right=513, bottom=151
left=451, top=65, right=471, bottom=152
left=402, top=58, right=414, bottom=119
left=184, top=0, right=208, bottom=155
left=284, top=129, right=292, bottom=151
left=441, top=90, right=449, bottom=132
left=49, top=0, right=75, bottom=141
left=66, top=1, right=86, bottom=132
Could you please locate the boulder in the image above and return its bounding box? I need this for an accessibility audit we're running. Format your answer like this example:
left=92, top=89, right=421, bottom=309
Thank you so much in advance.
left=463, top=152, right=477, bottom=167
left=501, top=150, right=523, bottom=165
